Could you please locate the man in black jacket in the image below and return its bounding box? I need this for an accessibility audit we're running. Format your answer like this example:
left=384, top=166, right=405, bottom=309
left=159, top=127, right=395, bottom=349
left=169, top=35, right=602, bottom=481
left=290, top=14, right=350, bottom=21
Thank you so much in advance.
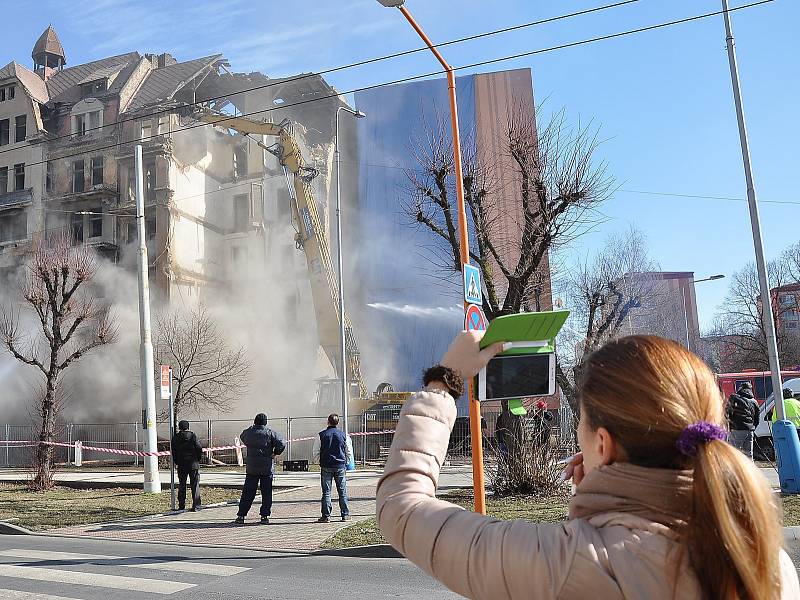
left=234, top=413, right=286, bottom=524
left=726, top=382, right=760, bottom=459
left=171, top=420, right=203, bottom=511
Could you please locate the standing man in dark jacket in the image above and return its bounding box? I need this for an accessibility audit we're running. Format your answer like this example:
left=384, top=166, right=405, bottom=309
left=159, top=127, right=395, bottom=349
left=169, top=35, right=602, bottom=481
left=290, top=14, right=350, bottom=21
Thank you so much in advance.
left=726, top=382, right=760, bottom=459
left=314, top=413, right=351, bottom=523
left=234, top=413, right=285, bottom=524
left=171, top=420, right=203, bottom=511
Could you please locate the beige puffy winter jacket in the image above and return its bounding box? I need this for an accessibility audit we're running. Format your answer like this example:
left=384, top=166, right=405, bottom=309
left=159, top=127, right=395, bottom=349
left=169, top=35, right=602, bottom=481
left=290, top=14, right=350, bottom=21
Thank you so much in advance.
left=376, top=390, right=800, bottom=600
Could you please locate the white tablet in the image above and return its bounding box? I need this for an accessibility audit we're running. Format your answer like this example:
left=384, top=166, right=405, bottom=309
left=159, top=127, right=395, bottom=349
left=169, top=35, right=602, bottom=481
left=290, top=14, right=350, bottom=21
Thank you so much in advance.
left=478, top=350, right=556, bottom=401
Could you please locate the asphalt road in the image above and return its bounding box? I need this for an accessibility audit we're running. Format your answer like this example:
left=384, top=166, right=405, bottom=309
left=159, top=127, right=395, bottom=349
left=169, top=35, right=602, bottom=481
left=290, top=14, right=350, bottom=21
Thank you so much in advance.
left=0, top=535, right=460, bottom=599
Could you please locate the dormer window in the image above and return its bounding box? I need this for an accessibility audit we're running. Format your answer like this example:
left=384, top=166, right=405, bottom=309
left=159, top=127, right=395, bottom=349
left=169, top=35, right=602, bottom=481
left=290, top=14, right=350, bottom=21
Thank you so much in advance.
left=71, top=100, right=103, bottom=138
left=80, top=79, right=107, bottom=99
left=0, top=86, right=15, bottom=102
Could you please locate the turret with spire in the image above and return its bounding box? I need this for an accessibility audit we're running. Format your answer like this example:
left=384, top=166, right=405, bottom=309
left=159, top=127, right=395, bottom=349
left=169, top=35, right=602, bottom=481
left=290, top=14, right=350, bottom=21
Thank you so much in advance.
left=32, top=25, right=66, bottom=80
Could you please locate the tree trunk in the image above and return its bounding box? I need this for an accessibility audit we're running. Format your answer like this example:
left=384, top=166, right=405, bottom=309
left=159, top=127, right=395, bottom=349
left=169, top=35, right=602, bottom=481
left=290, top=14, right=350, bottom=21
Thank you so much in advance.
left=33, top=384, right=57, bottom=490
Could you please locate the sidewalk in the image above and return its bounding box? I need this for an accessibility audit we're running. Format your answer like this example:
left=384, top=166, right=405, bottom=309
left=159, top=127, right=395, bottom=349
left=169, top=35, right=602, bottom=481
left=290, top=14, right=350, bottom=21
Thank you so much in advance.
left=49, top=484, right=378, bottom=552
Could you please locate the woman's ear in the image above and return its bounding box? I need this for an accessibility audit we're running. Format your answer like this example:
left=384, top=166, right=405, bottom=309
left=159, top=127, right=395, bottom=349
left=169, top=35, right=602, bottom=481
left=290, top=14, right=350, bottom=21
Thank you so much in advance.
left=596, top=426, right=620, bottom=466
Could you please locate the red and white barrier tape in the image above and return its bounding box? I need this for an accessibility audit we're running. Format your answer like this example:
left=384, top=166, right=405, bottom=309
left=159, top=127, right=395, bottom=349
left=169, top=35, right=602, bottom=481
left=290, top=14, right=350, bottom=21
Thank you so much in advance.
left=1, top=429, right=397, bottom=458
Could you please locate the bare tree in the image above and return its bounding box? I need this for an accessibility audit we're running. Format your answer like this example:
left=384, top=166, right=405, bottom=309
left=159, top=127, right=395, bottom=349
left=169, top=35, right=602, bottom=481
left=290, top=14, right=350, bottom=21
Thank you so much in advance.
left=154, top=304, right=251, bottom=420
left=556, top=229, right=670, bottom=413
left=710, top=259, right=800, bottom=371
left=0, top=234, right=117, bottom=489
left=404, top=105, right=613, bottom=319
left=782, top=241, right=800, bottom=282
left=487, top=401, right=562, bottom=496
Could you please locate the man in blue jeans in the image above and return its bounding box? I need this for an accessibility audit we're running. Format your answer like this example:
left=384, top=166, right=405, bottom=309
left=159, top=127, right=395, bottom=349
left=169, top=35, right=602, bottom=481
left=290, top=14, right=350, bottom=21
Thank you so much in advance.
left=234, top=413, right=285, bottom=525
left=315, top=413, right=350, bottom=523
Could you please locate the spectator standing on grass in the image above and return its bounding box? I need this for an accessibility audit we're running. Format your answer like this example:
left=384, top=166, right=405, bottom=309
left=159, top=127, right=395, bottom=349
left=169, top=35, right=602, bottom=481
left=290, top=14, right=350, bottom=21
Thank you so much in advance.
left=313, top=413, right=351, bottom=523
left=171, top=420, right=203, bottom=511
left=726, top=381, right=760, bottom=459
left=234, top=413, right=285, bottom=525
left=376, top=332, right=799, bottom=599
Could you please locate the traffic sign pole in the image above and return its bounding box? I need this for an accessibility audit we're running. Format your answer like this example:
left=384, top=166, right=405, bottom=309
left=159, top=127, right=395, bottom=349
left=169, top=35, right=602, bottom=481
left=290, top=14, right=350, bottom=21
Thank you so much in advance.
left=392, top=4, right=486, bottom=515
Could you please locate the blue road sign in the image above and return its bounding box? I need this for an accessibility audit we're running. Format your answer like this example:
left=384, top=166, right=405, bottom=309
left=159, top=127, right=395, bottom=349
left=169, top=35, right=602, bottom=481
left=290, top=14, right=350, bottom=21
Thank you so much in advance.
left=463, top=264, right=482, bottom=305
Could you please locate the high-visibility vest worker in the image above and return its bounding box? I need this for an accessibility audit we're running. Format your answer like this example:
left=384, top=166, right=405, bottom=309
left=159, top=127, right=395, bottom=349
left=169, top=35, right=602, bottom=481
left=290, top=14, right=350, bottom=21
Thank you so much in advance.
left=772, top=389, right=800, bottom=427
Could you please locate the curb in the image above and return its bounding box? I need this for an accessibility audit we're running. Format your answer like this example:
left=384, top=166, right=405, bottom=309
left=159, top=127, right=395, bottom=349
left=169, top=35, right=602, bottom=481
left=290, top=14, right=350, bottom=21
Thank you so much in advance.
left=314, top=544, right=403, bottom=559
left=0, top=521, right=34, bottom=535
left=784, top=526, right=800, bottom=541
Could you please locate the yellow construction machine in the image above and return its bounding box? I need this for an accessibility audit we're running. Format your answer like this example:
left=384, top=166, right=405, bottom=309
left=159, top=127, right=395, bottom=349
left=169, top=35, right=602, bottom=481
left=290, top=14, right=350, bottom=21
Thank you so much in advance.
left=187, top=108, right=371, bottom=409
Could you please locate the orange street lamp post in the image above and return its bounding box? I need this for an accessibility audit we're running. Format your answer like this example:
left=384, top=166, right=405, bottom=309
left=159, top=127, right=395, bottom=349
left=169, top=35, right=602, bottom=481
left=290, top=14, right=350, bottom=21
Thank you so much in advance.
left=377, top=0, right=486, bottom=515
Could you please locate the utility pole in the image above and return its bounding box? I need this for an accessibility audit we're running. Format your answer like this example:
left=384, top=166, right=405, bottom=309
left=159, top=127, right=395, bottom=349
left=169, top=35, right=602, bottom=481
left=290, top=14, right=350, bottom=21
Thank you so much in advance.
left=377, top=0, right=487, bottom=514
left=135, top=144, right=161, bottom=494
left=721, top=0, right=800, bottom=492
left=334, top=106, right=366, bottom=440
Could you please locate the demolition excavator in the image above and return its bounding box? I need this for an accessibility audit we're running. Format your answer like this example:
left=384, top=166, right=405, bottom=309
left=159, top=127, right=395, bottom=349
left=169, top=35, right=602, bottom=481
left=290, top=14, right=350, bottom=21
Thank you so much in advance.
left=185, top=108, right=410, bottom=419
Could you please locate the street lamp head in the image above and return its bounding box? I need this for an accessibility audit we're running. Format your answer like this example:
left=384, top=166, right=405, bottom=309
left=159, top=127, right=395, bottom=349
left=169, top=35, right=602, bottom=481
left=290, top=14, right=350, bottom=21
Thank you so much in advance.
left=377, top=0, right=405, bottom=6
left=354, top=111, right=367, bottom=119
left=709, top=274, right=725, bottom=281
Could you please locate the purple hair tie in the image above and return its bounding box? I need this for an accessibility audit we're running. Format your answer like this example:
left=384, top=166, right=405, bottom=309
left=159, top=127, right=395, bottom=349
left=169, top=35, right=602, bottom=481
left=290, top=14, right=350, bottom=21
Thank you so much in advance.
left=676, top=422, right=727, bottom=457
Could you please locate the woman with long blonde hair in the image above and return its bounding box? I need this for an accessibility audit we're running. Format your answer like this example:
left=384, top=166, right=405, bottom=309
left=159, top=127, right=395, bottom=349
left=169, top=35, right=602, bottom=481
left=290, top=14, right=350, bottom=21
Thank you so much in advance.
left=377, top=332, right=799, bottom=599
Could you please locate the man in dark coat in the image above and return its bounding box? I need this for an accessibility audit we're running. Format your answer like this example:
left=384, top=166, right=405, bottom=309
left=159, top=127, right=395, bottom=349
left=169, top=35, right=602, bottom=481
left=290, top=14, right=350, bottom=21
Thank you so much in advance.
left=314, top=413, right=351, bottom=523
left=234, top=413, right=286, bottom=524
left=171, top=420, right=203, bottom=511
left=726, top=382, right=760, bottom=459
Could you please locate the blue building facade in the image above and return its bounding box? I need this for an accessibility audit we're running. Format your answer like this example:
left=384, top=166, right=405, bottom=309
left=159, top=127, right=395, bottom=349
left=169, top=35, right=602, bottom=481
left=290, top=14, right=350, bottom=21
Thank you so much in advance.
left=352, top=69, right=538, bottom=413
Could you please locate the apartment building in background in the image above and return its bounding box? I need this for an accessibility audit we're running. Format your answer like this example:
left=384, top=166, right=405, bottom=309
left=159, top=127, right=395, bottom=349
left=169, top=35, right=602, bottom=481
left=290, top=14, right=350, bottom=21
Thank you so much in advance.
left=623, top=271, right=701, bottom=352
left=771, top=283, right=800, bottom=339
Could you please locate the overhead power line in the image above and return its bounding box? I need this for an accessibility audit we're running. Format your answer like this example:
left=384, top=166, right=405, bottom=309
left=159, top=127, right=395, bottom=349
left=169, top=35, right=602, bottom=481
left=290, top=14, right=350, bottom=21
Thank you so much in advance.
left=0, top=0, right=642, bottom=156
left=12, top=0, right=777, bottom=171
left=619, top=188, right=800, bottom=206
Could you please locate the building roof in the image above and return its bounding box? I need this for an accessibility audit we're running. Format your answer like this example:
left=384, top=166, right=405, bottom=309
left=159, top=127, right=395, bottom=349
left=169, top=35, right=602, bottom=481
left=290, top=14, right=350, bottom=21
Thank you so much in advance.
left=0, top=61, right=49, bottom=104
left=126, top=54, right=223, bottom=111
left=32, top=26, right=66, bottom=63
left=77, top=64, right=125, bottom=85
left=772, top=283, right=800, bottom=294
left=45, top=52, right=140, bottom=102
left=630, top=271, right=695, bottom=280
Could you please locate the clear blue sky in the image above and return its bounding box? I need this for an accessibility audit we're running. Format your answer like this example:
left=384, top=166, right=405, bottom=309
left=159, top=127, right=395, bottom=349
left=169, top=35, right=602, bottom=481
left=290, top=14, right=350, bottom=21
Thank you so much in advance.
left=3, top=0, right=797, bottom=329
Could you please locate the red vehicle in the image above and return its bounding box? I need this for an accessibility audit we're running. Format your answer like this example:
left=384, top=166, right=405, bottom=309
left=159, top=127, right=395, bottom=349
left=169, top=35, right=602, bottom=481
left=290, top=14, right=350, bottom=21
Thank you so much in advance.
left=717, top=370, right=800, bottom=406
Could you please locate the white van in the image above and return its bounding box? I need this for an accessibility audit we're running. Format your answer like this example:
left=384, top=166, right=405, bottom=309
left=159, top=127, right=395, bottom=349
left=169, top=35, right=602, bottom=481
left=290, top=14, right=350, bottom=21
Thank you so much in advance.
left=753, top=377, right=800, bottom=460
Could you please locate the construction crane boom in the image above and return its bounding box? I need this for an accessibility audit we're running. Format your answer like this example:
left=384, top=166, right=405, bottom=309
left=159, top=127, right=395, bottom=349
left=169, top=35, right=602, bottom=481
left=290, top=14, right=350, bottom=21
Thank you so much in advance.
left=189, top=109, right=368, bottom=399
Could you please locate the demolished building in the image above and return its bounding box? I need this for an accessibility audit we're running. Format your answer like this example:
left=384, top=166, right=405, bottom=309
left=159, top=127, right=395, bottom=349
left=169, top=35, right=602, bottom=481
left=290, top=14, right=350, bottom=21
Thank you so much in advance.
left=0, top=26, right=361, bottom=418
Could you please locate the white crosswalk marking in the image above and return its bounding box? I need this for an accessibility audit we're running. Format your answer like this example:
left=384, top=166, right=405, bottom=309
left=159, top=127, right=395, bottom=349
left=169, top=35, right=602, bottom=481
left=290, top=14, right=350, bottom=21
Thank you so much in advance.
left=0, top=549, right=250, bottom=576
left=0, top=590, right=80, bottom=600
left=0, top=564, right=194, bottom=594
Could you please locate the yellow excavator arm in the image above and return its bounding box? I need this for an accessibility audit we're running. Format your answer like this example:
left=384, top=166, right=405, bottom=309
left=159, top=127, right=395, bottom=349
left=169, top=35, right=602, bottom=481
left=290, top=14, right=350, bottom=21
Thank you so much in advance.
left=190, top=109, right=367, bottom=399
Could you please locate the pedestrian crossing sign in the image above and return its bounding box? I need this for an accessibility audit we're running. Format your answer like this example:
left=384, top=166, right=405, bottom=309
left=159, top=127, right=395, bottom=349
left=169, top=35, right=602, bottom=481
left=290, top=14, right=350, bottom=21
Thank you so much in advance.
left=463, top=264, right=482, bottom=305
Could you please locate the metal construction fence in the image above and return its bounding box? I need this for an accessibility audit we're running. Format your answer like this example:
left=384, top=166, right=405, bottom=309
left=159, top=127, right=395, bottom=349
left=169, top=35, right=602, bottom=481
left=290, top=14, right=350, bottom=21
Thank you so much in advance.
left=1, top=405, right=576, bottom=469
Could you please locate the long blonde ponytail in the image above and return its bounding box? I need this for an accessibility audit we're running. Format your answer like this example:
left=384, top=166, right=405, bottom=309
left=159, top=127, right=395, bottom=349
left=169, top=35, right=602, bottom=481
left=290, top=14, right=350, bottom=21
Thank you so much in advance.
left=579, top=335, right=784, bottom=598
left=690, top=438, right=782, bottom=598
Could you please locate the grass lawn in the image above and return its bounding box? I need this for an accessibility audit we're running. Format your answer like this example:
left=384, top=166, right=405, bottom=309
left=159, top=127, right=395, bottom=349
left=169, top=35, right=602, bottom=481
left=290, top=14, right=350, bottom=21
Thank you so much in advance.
left=323, top=488, right=800, bottom=549
left=0, top=483, right=240, bottom=531
left=781, top=494, right=800, bottom=526
left=321, top=488, right=570, bottom=550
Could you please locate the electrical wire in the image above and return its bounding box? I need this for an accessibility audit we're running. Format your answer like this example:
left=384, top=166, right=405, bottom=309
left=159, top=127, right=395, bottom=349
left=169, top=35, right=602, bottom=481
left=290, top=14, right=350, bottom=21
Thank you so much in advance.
left=618, top=188, right=800, bottom=206
left=2, top=0, right=778, bottom=173
left=340, top=159, right=800, bottom=207
left=0, top=0, right=643, bottom=156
